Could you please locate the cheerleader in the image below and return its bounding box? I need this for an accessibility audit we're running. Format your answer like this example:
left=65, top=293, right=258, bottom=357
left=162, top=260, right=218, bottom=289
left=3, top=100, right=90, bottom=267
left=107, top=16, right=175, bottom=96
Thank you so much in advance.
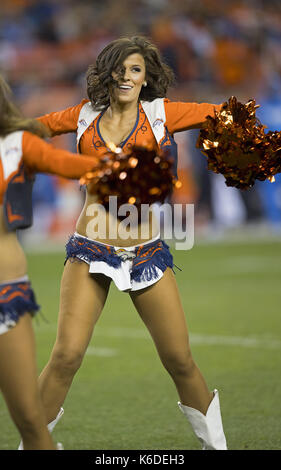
left=35, top=36, right=227, bottom=450
left=0, top=74, right=103, bottom=450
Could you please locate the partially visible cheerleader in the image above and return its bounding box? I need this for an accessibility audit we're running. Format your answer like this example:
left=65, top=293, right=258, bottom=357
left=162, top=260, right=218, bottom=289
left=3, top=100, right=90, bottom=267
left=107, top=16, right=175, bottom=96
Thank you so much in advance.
left=0, top=74, right=102, bottom=450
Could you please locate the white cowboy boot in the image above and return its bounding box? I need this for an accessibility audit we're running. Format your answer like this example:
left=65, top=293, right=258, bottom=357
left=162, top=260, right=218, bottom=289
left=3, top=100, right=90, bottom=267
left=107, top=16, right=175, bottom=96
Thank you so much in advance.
left=18, top=407, right=64, bottom=450
left=47, top=407, right=64, bottom=432
left=178, top=389, right=227, bottom=450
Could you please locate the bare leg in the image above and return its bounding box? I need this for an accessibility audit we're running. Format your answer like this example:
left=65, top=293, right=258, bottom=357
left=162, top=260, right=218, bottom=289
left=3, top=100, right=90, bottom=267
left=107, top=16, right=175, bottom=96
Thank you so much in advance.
left=0, top=314, right=55, bottom=450
left=38, top=260, right=111, bottom=423
left=130, top=268, right=213, bottom=415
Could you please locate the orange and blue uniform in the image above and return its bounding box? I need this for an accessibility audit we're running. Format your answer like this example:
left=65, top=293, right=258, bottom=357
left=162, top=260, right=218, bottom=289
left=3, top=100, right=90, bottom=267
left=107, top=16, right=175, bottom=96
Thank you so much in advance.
left=38, top=98, right=221, bottom=147
left=0, top=129, right=100, bottom=333
left=65, top=232, right=174, bottom=291
left=38, top=97, right=222, bottom=291
left=0, top=130, right=100, bottom=231
left=0, top=276, right=40, bottom=334
left=38, top=98, right=222, bottom=177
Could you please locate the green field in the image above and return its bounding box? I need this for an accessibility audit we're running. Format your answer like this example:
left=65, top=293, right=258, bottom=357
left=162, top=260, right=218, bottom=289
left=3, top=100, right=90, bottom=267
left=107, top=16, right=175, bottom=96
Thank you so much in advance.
left=1, top=239, right=281, bottom=450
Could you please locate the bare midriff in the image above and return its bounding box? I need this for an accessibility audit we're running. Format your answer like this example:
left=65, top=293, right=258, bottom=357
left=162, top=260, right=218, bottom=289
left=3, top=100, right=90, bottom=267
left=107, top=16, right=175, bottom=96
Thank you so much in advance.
left=75, top=191, right=160, bottom=246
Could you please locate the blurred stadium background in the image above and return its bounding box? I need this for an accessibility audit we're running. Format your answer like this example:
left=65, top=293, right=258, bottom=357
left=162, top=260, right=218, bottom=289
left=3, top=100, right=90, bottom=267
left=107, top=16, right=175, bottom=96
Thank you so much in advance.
left=0, top=0, right=281, bottom=450
left=1, top=0, right=281, bottom=244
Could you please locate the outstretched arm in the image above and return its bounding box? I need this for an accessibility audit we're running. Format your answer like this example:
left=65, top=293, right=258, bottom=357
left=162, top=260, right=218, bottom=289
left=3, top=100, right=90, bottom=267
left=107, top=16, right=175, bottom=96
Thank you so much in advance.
left=22, top=131, right=100, bottom=179
left=37, top=99, right=89, bottom=136
left=164, top=99, right=222, bottom=134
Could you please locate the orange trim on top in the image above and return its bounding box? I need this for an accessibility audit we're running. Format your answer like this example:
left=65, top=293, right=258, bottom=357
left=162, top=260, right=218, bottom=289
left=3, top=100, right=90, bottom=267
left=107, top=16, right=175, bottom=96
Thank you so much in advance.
left=12, top=170, right=25, bottom=183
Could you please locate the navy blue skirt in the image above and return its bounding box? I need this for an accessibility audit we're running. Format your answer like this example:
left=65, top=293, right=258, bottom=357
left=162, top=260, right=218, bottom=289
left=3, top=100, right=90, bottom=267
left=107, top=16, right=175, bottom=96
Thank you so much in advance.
left=0, top=279, right=40, bottom=334
left=65, top=234, right=174, bottom=288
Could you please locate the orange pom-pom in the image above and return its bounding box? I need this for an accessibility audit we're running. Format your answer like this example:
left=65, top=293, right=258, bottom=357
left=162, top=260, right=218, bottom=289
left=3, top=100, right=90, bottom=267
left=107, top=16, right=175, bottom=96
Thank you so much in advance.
left=197, top=96, right=281, bottom=189
left=80, top=144, right=181, bottom=214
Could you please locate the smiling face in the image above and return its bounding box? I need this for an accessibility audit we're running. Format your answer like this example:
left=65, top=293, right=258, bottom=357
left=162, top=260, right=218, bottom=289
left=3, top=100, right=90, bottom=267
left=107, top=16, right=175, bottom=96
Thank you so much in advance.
left=110, top=53, right=146, bottom=106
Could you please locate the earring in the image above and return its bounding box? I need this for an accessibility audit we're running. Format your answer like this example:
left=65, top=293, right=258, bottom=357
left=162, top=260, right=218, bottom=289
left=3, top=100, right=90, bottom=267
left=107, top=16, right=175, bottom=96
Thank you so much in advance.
left=143, top=81, right=147, bottom=87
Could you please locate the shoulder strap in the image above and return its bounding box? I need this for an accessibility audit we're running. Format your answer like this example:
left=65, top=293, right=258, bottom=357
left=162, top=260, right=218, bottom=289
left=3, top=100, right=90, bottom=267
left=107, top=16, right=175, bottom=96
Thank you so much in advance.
left=0, top=131, right=23, bottom=179
left=140, top=98, right=166, bottom=144
left=77, top=101, right=101, bottom=147
left=141, top=98, right=178, bottom=178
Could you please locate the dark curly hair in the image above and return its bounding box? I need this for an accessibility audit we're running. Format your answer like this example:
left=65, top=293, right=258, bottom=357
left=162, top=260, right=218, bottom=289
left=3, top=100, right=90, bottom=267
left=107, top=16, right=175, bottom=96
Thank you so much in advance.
left=86, top=36, right=175, bottom=110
